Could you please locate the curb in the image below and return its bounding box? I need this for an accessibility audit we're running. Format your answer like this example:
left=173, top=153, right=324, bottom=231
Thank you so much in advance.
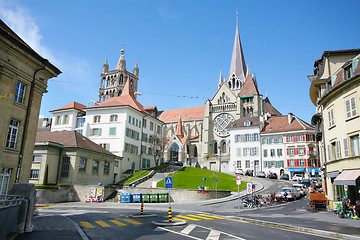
left=231, top=216, right=359, bottom=240
left=130, top=214, right=157, bottom=218
left=151, top=220, right=187, bottom=227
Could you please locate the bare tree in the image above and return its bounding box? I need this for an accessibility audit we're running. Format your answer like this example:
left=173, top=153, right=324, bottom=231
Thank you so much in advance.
left=148, top=134, right=166, bottom=166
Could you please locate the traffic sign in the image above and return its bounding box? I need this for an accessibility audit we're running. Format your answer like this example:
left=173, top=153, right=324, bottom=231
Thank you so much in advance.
left=165, top=177, right=173, bottom=189
left=247, top=183, right=252, bottom=194
left=236, top=174, right=241, bottom=185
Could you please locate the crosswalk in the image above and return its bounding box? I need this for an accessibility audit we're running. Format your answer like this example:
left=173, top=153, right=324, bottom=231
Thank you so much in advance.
left=80, top=218, right=142, bottom=228
left=170, top=213, right=226, bottom=222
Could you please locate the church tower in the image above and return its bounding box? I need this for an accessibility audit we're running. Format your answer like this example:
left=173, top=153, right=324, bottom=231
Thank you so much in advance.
left=98, top=46, right=139, bottom=102
left=222, top=12, right=247, bottom=96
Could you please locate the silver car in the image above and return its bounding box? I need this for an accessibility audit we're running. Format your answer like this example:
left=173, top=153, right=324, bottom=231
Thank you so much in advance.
left=276, top=187, right=301, bottom=200
left=292, top=184, right=306, bottom=196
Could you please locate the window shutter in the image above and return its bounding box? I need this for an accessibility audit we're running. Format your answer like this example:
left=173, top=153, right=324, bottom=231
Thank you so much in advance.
left=286, top=136, right=289, bottom=142
left=99, top=128, right=102, bottom=136
left=351, top=97, right=357, bottom=117
left=294, top=135, right=297, bottom=142
left=327, top=145, right=331, bottom=161
left=312, top=134, right=315, bottom=141
left=335, top=141, right=341, bottom=159
left=294, top=148, right=298, bottom=155
left=306, top=134, right=309, bottom=141
left=303, top=147, right=306, bottom=155
left=345, top=99, right=351, bottom=118
left=344, top=138, right=349, bottom=157
left=287, top=149, right=289, bottom=155
left=287, top=159, right=290, bottom=167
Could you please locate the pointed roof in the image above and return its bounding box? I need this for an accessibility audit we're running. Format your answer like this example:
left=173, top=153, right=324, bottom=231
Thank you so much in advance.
left=116, top=46, right=126, bottom=70
left=175, top=114, right=184, bottom=137
left=36, top=131, right=117, bottom=156
left=264, top=97, right=282, bottom=116
left=261, top=115, right=314, bottom=134
left=50, top=101, right=87, bottom=112
left=218, top=69, right=223, bottom=87
left=238, top=73, right=259, bottom=97
left=87, top=79, right=148, bottom=114
left=228, top=14, right=247, bottom=82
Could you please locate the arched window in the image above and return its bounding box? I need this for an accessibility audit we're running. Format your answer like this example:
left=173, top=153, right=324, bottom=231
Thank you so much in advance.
left=170, top=143, right=179, bottom=161
left=236, top=80, right=239, bottom=88
left=228, top=82, right=231, bottom=88
left=214, top=142, right=218, bottom=154
left=131, top=162, right=135, bottom=170
left=101, top=78, right=106, bottom=88
left=232, top=78, right=235, bottom=89
left=221, top=141, right=226, bottom=154
left=120, top=74, right=123, bottom=85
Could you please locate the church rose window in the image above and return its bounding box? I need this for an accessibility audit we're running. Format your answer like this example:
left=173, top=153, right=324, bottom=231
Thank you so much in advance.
left=213, top=113, right=235, bottom=137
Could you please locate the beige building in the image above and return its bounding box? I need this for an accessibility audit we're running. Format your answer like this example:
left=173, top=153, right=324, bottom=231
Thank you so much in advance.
left=0, top=20, right=61, bottom=194
left=31, top=131, right=119, bottom=186
left=309, top=49, right=360, bottom=204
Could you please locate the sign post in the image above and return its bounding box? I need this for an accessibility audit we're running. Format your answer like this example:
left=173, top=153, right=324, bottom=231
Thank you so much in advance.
left=237, top=174, right=241, bottom=216
left=165, top=177, right=173, bottom=222
left=203, top=177, right=206, bottom=189
left=215, top=180, right=218, bottom=199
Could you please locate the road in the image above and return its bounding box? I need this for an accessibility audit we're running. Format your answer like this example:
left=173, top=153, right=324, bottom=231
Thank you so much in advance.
left=16, top=177, right=342, bottom=240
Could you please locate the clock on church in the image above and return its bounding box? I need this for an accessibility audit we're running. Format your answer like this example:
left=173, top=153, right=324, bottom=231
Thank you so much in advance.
left=213, top=113, right=235, bottom=137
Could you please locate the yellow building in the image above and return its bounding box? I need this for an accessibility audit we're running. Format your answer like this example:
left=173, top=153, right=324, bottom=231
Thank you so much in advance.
left=309, top=49, right=360, bottom=204
left=0, top=20, right=61, bottom=194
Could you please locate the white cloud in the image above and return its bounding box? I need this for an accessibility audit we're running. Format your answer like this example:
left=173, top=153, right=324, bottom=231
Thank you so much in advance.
left=158, top=7, right=177, bottom=20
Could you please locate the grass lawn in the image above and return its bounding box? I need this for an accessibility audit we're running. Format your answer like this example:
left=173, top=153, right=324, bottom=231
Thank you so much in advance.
left=157, top=167, right=247, bottom=192
left=121, top=170, right=151, bottom=184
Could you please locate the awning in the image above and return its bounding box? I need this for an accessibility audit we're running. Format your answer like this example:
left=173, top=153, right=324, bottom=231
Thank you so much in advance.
left=308, top=168, right=321, bottom=173
left=333, top=170, right=360, bottom=186
left=327, top=171, right=339, bottom=178
left=288, top=168, right=305, bottom=172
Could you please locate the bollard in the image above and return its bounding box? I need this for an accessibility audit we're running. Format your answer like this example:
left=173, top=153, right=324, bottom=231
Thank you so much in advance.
left=141, top=203, right=144, bottom=214
left=168, top=207, right=172, bottom=222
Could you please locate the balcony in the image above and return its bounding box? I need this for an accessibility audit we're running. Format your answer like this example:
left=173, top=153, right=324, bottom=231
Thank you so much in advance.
left=211, top=103, right=236, bottom=113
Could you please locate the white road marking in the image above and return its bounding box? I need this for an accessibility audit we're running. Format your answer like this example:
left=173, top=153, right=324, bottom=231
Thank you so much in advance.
left=157, top=226, right=202, bottom=240
left=206, top=229, right=221, bottom=240
left=180, top=224, right=197, bottom=235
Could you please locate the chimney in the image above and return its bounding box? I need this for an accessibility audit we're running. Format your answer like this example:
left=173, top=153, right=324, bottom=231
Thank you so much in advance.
left=288, top=113, right=294, bottom=124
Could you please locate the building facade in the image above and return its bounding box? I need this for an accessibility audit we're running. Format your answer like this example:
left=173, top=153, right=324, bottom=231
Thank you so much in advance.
left=0, top=20, right=61, bottom=194
left=309, top=50, right=360, bottom=204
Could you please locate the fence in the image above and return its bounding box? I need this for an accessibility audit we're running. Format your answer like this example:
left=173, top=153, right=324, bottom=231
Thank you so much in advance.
left=0, top=195, right=24, bottom=240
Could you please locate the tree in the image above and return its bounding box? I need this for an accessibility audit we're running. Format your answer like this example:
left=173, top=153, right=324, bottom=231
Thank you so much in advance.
left=148, top=133, right=166, bottom=166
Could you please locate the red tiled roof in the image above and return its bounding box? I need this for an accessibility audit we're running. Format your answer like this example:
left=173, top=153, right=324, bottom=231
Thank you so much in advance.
left=159, top=106, right=205, bottom=122
left=144, top=106, right=157, bottom=110
left=87, top=79, right=148, bottom=114
left=264, top=97, right=282, bottom=116
left=50, top=101, right=87, bottom=112
left=36, top=131, right=116, bottom=156
left=239, top=74, right=259, bottom=97
left=228, top=116, right=261, bottom=128
left=261, top=115, right=314, bottom=134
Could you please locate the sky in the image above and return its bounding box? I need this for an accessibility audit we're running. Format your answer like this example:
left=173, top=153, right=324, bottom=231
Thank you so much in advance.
left=1, top=0, right=359, bottom=123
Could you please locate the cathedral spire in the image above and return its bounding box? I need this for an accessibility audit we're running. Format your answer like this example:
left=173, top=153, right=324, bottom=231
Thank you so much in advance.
left=102, top=57, right=109, bottom=73
left=228, top=11, right=247, bottom=83
left=218, top=69, right=223, bottom=88
left=176, top=113, right=184, bottom=138
left=133, top=60, right=139, bottom=77
left=116, top=44, right=126, bottom=71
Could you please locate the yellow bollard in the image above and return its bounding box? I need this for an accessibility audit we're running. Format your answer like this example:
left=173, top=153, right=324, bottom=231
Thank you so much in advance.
left=141, top=203, right=144, bottom=214
left=168, top=207, right=172, bottom=222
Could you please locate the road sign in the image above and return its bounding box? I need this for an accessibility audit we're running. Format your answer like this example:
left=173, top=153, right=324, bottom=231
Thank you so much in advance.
left=236, top=174, right=241, bottom=185
left=165, top=177, right=173, bottom=189
left=247, top=183, right=252, bottom=194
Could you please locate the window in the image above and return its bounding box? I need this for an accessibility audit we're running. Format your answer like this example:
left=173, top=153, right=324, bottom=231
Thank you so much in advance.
left=264, top=161, right=268, bottom=168
left=157, top=126, right=161, bottom=134
left=109, top=127, right=116, bottom=136
left=290, top=159, right=294, bottom=167
left=30, top=169, right=39, bottom=179
left=279, top=161, right=284, bottom=168
left=254, top=133, right=259, bottom=142
left=33, top=155, right=42, bottom=162
left=62, top=115, right=68, bottom=124
left=328, top=109, right=335, bottom=127
left=90, top=128, right=102, bottom=136
left=136, top=119, right=138, bottom=126
left=298, top=135, right=303, bottom=142
left=143, top=119, right=147, bottom=128
left=299, top=147, right=304, bottom=155
left=76, top=129, right=83, bottom=135
left=278, top=137, right=283, bottom=143
left=110, top=115, right=118, bottom=122
left=245, top=160, right=250, bottom=168
left=93, top=115, right=101, bottom=123
left=344, top=64, right=353, bottom=80
left=79, top=158, right=87, bottom=172
left=60, top=157, right=70, bottom=178
left=6, top=119, right=19, bottom=149
left=331, top=141, right=341, bottom=159
left=277, top=149, right=282, bottom=157
left=128, top=115, right=131, bottom=124
left=289, top=135, right=293, bottom=142
left=300, top=159, right=304, bottom=167
left=0, top=168, right=11, bottom=195
left=236, top=148, right=241, bottom=157
left=263, top=149, right=268, bottom=157
left=289, top=148, right=294, bottom=155
left=150, top=122, right=154, bottom=131
left=236, top=161, right=241, bottom=168
left=76, top=117, right=85, bottom=127
left=343, top=138, right=349, bottom=157
left=270, top=149, right=275, bottom=157
left=351, top=135, right=360, bottom=156
left=92, top=160, right=99, bottom=174
left=243, top=148, right=250, bottom=156
left=104, top=161, right=110, bottom=175
left=345, top=97, right=357, bottom=119
left=99, top=143, right=110, bottom=151
left=56, top=116, right=61, bottom=125
left=14, top=81, right=26, bottom=104
left=245, top=134, right=250, bottom=142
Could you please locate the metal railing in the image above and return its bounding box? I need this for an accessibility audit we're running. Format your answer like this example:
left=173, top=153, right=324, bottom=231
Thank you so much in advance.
left=0, top=195, right=24, bottom=209
left=0, top=195, right=24, bottom=240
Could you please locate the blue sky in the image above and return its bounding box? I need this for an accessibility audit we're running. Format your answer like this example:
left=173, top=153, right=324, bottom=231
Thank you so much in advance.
left=1, top=0, right=359, bottom=123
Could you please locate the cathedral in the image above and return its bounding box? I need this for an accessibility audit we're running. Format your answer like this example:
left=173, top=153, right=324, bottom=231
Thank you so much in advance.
left=158, top=16, right=281, bottom=172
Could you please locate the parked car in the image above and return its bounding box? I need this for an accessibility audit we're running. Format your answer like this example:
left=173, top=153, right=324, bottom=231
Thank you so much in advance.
left=235, top=168, right=244, bottom=175
left=268, top=172, right=278, bottom=179
left=299, top=179, right=311, bottom=187
left=292, top=174, right=303, bottom=181
left=292, top=184, right=306, bottom=196
left=245, top=170, right=253, bottom=176
left=310, top=177, right=322, bottom=188
left=276, top=187, right=301, bottom=200
left=174, top=161, right=183, bottom=166
left=280, top=173, right=289, bottom=180
left=257, top=171, right=266, bottom=178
